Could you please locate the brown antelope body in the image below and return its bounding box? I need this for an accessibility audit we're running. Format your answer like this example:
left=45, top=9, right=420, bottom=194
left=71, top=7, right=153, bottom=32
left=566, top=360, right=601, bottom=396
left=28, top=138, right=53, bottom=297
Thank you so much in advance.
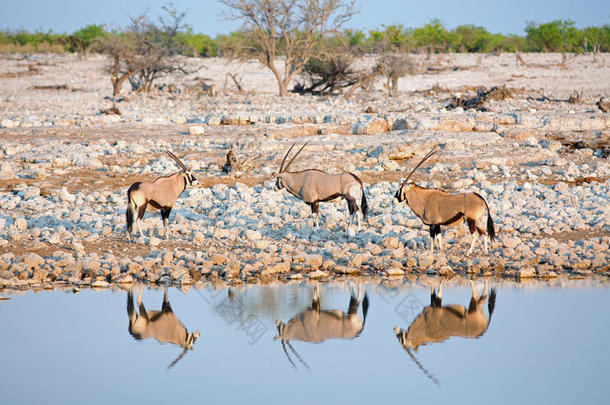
left=393, top=282, right=496, bottom=385
left=126, top=150, right=199, bottom=240
left=275, top=285, right=369, bottom=368
left=127, top=288, right=200, bottom=369
left=394, top=147, right=495, bottom=255
left=276, top=143, right=368, bottom=235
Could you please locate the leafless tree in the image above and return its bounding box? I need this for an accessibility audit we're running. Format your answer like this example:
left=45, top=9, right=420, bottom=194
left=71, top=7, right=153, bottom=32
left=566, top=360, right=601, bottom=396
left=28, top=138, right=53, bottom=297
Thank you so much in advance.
left=100, top=7, right=189, bottom=98
left=100, top=34, right=141, bottom=99
left=220, top=0, right=357, bottom=96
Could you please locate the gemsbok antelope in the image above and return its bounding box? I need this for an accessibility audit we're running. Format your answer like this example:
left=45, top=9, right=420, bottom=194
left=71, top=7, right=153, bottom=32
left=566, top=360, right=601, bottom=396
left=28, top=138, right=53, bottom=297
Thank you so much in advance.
left=126, top=149, right=200, bottom=240
left=275, top=143, right=368, bottom=235
left=393, top=281, right=496, bottom=385
left=127, top=288, right=201, bottom=369
left=274, top=284, right=369, bottom=369
left=393, top=146, right=496, bottom=255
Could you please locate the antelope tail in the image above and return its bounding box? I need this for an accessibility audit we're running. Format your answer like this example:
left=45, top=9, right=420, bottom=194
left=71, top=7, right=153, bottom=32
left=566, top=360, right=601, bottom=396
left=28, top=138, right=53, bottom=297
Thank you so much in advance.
left=126, top=203, right=135, bottom=233
left=477, top=192, right=496, bottom=242
left=486, top=207, right=496, bottom=242
left=127, top=291, right=135, bottom=320
left=350, top=173, right=368, bottom=218
left=126, top=183, right=140, bottom=234
left=488, top=288, right=497, bottom=322
left=362, top=293, right=369, bottom=327
left=361, top=188, right=368, bottom=218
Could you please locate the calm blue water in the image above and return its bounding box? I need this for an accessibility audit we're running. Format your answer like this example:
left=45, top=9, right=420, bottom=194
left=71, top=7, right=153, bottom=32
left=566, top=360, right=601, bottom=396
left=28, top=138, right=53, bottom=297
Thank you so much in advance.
left=1, top=281, right=609, bottom=405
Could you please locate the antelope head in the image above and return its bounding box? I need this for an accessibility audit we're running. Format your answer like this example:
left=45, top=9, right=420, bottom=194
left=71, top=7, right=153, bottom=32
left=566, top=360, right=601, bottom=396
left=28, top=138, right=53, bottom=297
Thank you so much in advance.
left=275, top=142, right=309, bottom=190
left=164, top=149, right=200, bottom=187
left=394, top=145, right=439, bottom=203
left=185, top=330, right=201, bottom=350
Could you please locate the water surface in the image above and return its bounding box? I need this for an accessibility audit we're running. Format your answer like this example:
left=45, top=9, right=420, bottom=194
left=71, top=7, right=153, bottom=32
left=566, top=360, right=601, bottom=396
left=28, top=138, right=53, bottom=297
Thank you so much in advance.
left=1, top=281, right=609, bottom=404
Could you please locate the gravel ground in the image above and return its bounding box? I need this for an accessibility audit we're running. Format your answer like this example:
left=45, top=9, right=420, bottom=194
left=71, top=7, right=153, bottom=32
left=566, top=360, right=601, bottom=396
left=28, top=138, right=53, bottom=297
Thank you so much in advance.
left=0, top=52, right=609, bottom=291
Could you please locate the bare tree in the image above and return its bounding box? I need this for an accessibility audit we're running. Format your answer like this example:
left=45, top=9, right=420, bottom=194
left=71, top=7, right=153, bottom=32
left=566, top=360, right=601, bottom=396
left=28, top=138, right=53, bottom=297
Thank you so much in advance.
left=99, top=34, right=141, bottom=99
left=220, top=0, right=357, bottom=96
left=126, top=10, right=188, bottom=93
left=99, top=7, right=189, bottom=98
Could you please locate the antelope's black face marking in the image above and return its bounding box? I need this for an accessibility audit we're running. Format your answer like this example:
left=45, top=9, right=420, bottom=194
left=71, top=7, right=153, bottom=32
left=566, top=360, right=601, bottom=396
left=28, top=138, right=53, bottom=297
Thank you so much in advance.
left=184, top=171, right=199, bottom=186
left=275, top=176, right=284, bottom=191
left=394, top=185, right=405, bottom=202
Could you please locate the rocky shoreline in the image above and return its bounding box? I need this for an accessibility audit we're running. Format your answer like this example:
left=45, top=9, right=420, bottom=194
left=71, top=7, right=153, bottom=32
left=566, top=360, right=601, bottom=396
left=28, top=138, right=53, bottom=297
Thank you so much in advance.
left=0, top=53, right=609, bottom=291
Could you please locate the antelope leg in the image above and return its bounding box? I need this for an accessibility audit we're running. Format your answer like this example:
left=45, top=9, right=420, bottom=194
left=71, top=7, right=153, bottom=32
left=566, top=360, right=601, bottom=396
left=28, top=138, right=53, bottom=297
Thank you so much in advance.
left=470, top=280, right=479, bottom=301
left=347, top=213, right=355, bottom=236
left=136, top=218, right=144, bottom=239
left=481, top=279, right=489, bottom=300
left=467, top=232, right=478, bottom=256
left=436, top=233, right=444, bottom=250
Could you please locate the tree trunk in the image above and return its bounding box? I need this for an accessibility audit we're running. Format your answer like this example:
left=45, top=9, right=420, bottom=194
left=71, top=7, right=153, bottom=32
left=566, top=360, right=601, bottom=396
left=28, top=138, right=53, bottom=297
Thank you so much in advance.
left=268, top=61, right=289, bottom=97
left=391, top=76, right=399, bottom=97
left=343, top=71, right=378, bottom=99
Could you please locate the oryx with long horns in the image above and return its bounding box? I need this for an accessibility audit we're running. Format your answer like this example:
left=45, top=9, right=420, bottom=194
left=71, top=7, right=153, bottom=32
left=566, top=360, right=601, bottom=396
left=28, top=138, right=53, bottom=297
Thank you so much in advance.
left=394, top=146, right=495, bottom=255
left=127, top=288, right=200, bottom=369
left=275, top=142, right=368, bottom=235
left=393, top=281, right=496, bottom=386
left=126, top=149, right=200, bottom=240
left=275, top=284, right=369, bottom=369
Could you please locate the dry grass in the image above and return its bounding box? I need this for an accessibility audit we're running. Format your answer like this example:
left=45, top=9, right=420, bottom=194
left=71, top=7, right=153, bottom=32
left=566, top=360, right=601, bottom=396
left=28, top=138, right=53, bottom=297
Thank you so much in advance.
left=0, top=43, right=66, bottom=54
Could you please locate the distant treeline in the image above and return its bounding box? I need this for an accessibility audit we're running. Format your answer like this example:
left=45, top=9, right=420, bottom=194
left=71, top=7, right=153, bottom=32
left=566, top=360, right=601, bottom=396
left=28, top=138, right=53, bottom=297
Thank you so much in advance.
left=1, top=19, right=609, bottom=55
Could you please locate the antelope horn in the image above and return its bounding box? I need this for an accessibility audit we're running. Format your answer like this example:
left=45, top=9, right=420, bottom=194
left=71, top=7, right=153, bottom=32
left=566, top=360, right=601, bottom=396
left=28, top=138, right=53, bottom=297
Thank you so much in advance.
left=283, top=141, right=309, bottom=173
left=167, top=347, right=189, bottom=370
left=164, top=149, right=188, bottom=171
left=402, top=145, right=439, bottom=186
left=279, top=143, right=296, bottom=174
left=237, top=156, right=251, bottom=170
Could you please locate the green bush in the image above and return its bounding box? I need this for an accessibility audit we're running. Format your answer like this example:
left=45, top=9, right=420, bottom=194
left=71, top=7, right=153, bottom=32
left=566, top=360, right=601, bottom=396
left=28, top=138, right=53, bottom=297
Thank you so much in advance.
left=67, top=24, right=107, bottom=53
left=177, top=27, right=217, bottom=57
left=525, top=19, right=581, bottom=52
left=451, top=25, right=491, bottom=52
left=412, top=19, right=451, bottom=53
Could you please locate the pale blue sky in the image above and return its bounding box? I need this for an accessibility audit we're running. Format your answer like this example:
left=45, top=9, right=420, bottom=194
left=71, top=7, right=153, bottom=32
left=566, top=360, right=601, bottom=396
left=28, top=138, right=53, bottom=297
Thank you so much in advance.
left=1, top=0, right=608, bottom=36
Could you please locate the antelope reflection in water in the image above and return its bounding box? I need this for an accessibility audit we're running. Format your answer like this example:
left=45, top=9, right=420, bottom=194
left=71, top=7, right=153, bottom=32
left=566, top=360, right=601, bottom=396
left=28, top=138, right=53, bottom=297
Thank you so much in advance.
left=394, top=282, right=496, bottom=385
left=127, top=288, right=200, bottom=369
left=275, top=284, right=369, bottom=369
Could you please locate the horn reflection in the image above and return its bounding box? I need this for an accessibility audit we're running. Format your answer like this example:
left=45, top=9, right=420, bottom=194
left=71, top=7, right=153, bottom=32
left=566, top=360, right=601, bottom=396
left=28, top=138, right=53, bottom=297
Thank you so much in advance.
left=274, top=284, right=369, bottom=369
left=127, top=287, right=200, bottom=369
left=394, top=282, right=496, bottom=385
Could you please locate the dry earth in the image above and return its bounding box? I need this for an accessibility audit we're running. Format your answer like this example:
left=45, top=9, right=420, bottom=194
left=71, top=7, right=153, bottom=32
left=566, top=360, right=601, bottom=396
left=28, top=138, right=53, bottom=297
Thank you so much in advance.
left=0, top=52, right=609, bottom=292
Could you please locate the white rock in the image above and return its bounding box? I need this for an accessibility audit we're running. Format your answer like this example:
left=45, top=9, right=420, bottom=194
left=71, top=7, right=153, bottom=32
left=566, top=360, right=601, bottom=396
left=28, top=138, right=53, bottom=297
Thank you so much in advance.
left=503, top=237, right=521, bottom=249
left=59, top=187, right=76, bottom=203
left=254, top=240, right=270, bottom=250
left=1, top=118, right=20, bottom=128
left=188, top=126, right=205, bottom=135
left=0, top=162, right=14, bottom=177
left=385, top=267, right=404, bottom=277
left=23, top=186, right=40, bottom=199
left=15, top=217, right=28, bottom=231
left=244, top=229, right=262, bottom=241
